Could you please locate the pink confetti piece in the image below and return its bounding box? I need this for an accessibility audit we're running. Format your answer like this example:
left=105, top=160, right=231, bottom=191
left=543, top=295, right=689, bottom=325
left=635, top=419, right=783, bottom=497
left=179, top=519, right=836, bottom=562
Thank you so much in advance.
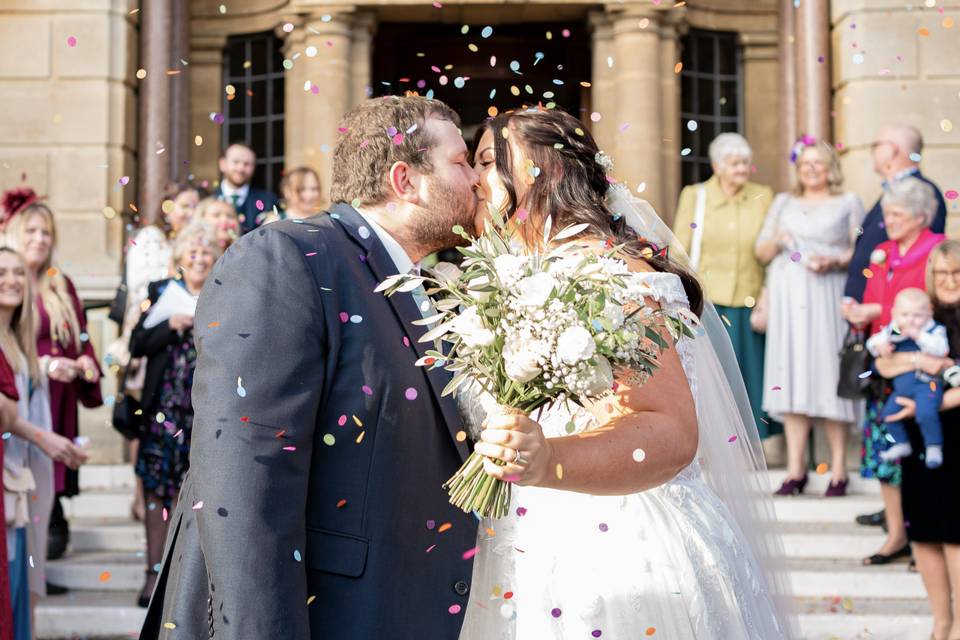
left=339, top=312, right=349, bottom=323
left=946, top=190, right=958, bottom=200
left=403, top=336, right=411, bottom=347
left=118, top=175, right=130, bottom=186
left=462, top=546, right=478, bottom=560
left=771, top=385, right=782, bottom=391
left=425, top=544, right=437, bottom=553
left=433, top=1, right=442, bottom=7
left=727, top=435, right=738, bottom=443
left=283, top=446, right=296, bottom=451
left=405, top=388, right=418, bottom=400
left=392, top=133, right=404, bottom=145
left=516, top=507, right=527, bottom=517
left=305, top=251, right=317, bottom=257
left=598, top=523, right=609, bottom=532
left=448, top=604, right=462, bottom=615
left=338, top=415, right=347, bottom=426
left=67, top=36, right=77, bottom=47
left=256, top=199, right=264, bottom=211
left=162, top=507, right=169, bottom=521
left=361, top=385, right=373, bottom=395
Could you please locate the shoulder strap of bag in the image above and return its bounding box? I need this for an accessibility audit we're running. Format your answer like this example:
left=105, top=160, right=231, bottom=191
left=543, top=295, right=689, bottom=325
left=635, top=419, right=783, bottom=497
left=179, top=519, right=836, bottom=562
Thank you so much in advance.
left=690, top=183, right=707, bottom=271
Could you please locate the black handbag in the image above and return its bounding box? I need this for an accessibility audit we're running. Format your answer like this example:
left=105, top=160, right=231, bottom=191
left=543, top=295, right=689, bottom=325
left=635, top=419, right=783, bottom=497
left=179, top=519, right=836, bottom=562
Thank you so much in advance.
left=108, top=282, right=128, bottom=326
left=837, top=326, right=876, bottom=400
left=111, top=364, right=143, bottom=440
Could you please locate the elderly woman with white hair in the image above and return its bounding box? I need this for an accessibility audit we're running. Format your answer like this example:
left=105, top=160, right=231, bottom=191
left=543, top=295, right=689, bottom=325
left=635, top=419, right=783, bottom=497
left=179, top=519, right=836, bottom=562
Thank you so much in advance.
left=844, top=177, right=945, bottom=566
left=673, top=132, right=775, bottom=437
left=128, top=221, right=223, bottom=607
left=756, top=138, right=866, bottom=497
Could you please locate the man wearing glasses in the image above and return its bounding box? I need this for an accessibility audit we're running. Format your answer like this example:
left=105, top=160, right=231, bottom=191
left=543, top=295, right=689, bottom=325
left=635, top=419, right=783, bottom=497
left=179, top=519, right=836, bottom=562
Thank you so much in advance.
left=844, top=124, right=948, bottom=304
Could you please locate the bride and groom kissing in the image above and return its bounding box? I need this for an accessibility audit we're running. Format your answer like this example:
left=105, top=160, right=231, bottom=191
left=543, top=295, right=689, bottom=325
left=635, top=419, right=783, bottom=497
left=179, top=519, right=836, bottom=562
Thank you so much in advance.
left=140, top=96, right=795, bottom=639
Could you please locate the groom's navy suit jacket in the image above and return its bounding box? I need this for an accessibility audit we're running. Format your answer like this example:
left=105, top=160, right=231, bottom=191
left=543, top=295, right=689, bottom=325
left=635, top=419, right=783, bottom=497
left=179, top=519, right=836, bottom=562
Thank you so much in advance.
left=141, top=203, right=477, bottom=639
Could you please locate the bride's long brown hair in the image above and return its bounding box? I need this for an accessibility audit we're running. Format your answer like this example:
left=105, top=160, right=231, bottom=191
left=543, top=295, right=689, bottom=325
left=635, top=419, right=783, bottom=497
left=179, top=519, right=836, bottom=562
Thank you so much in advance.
left=476, top=107, right=704, bottom=315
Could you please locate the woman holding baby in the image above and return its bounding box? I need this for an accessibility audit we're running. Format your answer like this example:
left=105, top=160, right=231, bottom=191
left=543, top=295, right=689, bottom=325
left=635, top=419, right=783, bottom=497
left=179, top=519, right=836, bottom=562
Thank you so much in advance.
left=874, top=240, right=960, bottom=640
left=843, top=177, right=946, bottom=571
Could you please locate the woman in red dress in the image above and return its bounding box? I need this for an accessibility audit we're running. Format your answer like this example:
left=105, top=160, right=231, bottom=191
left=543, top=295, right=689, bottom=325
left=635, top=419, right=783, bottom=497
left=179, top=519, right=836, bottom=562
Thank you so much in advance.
left=5, top=203, right=103, bottom=562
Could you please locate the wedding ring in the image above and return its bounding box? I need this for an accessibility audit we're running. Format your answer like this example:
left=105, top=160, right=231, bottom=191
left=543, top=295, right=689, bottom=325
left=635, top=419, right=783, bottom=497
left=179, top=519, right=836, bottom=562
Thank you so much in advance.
left=512, top=449, right=528, bottom=466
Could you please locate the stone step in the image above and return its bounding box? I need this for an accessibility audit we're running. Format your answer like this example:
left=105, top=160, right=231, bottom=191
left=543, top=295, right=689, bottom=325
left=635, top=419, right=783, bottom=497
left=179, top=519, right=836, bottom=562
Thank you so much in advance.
left=47, top=551, right=146, bottom=592
left=70, top=518, right=143, bottom=553
left=773, top=495, right=885, bottom=524
left=788, top=558, right=925, bottom=599
left=796, top=597, right=932, bottom=640
left=36, top=590, right=144, bottom=640
left=78, top=464, right=135, bottom=491
left=61, top=489, right=135, bottom=521
left=767, top=470, right=881, bottom=496
left=781, top=531, right=887, bottom=560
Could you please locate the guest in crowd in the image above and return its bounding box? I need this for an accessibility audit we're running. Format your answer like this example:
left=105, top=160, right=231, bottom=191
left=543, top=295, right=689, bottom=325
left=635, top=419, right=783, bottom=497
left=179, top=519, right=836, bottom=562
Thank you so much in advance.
left=129, top=222, right=221, bottom=607
left=262, top=166, right=322, bottom=224
left=843, top=177, right=945, bottom=565
left=119, top=182, right=204, bottom=523
left=196, top=197, right=239, bottom=251
left=4, top=202, right=103, bottom=566
left=756, top=138, right=865, bottom=497
left=673, top=133, right=776, bottom=436
left=846, top=124, right=948, bottom=532
left=214, top=143, right=279, bottom=234
left=874, top=241, right=960, bottom=640
left=0, top=246, right=87, bottom=639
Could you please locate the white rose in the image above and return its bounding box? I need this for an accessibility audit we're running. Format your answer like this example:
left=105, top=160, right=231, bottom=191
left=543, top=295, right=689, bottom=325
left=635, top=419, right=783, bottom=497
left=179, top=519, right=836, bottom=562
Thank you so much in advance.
left=603, top=302, right=625, bottom=330
left=503, top=338, right=542, bottom=383
left=493, top=254, right=528, bottom=285
left=556, top=325, right=597, bottom=365
left=515, top=272, right=557, bottom=308
left=467, top=274, right=492, bottom=303
left=584, top=355, right=615, bottom=395
left=549, top=255, right=585, bottom=277
left=450, top=306, right=495, bottom=347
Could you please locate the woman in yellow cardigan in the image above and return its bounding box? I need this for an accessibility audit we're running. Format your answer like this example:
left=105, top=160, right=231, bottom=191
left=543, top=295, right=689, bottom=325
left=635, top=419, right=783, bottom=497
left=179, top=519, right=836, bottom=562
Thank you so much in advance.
left=673, top=132, right=777, bottom=437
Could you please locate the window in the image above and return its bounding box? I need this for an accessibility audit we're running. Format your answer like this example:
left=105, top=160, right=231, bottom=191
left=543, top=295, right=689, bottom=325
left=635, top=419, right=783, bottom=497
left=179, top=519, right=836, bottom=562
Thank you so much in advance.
left=679, top=29, right=742, bottom=187
left=222, top=31, right=285, bottom=193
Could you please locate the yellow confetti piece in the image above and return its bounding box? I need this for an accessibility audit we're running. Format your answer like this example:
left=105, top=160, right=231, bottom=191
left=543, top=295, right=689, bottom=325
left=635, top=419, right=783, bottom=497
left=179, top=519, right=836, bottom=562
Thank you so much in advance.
left=101, top=206, right=116, bottom=220
left=944, top=17, right=954, bottom=29
left=501, top=127, right=510, bottom=139
left=161, top=199, right=175, bottom=214
left=720, top=314, right=732, bottom=327
left=941, top=119, right=954, bottom=133
left=194, top=135, right=203, bottom=146
left=468, top=43, right=478, bottom=52
left=163, top=622, right=177, bottom=629
left=487, top=106, right=498, bottom=117
left=510, top=85, right=520, bottom=96
left=744, top=295, right=756, bottom=308
left=842, top=598, right=854, bottom=611
left=136, top=68, right=147, bottom=79
left=307, top=595, right=317, bottom=605
left=862, top=268, right=874, bottom=279
left=580, top=81, right=592, bottom=87
left=574, top=127, right=584, bottom=136
left=356, top=431, right=365, bottom=444
left=352, top=415, right=363, bottom=427
left=555, top=463, right=563, bottom=480
left=456, top=430, right=467, bottom=442
left=816, top=463, right=829, bottom=474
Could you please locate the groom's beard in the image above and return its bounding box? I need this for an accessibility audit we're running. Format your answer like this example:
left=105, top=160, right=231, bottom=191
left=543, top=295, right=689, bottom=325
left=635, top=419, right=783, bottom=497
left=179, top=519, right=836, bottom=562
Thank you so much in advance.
left=406, top=176, right=477, bottom=254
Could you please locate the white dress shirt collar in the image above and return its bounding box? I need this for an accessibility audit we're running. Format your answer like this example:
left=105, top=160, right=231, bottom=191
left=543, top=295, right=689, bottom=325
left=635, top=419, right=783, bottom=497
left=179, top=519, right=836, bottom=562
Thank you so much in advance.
left=220, top=180, right=250, bottom=205
left=354, top=208, right=420, bottom=275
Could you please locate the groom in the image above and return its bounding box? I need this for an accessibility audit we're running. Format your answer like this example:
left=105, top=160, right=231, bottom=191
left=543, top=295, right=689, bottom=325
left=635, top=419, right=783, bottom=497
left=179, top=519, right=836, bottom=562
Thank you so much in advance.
left=140, top=96, right=481, bottom=639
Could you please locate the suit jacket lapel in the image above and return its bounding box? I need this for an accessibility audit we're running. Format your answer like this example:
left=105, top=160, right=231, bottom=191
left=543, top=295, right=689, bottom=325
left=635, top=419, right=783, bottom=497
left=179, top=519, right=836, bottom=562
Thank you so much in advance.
left=330, top=203, right=469, bottom=462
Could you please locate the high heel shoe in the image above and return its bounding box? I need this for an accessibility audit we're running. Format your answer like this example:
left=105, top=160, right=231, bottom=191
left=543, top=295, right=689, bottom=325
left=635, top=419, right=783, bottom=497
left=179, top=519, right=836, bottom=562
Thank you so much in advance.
left=774, top=474, right=808, bottom=496
left=138, top=569, right=158, bottom=608
left=824, top=478, right=848, bottom=497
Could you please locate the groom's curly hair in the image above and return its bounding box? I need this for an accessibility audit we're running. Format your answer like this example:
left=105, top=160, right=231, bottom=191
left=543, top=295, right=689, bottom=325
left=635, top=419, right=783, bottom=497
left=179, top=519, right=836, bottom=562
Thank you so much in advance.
left=477, top=107, right=704, bottom=316
left=331, top=95, right=461, bottom=206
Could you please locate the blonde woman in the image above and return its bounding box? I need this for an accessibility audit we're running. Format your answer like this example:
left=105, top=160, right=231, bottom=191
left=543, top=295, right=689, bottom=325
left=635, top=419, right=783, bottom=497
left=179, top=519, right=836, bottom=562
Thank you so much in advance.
left=0, top=246, right=87, bottom=639
left=195, top=197, right=239, bottom=250
left=756, top=139, right=866, bottom=497
left=262, top=166, right=322, bottom=224
left=5, top=203, right=103, bottom=562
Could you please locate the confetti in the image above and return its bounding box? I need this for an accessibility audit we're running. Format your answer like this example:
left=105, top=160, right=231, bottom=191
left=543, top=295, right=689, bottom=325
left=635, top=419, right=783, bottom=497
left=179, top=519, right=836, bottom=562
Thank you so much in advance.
left=816, top=463, right=829, bottom=474
left=353, top=415, right=363, bottom=427
left=236, top=377, right=246, bottom=397
left=632, top=448, right=646, bottom=463
left=481, top=26, right=493, bottom=38
left=449, top=604, right=463, bottom=615
left=426, top=519, right=436, bottom=530
left=323, top=433, right=336, bottom=446
left=438, top=522, right=452, bottom=533
left=294, top=549, right=302, bottom=562
left=727, top=435, right=738, bottom=443
left=67, top=36, right=77, bottom=47
left=338, top=415, right=347, bottom=426
left=336, top=499, right=347, bottom=508
left=592, top=631, right=603, bottom=638
left=946, top=190, right=958, bottom=200
left=405, top=387, right=418, bottom=400
left=645, top=628, right=657, bottom=636
left=99, top=571, right=112, bottom=583
left=555, top=464, right=563, bottom=479
left=362, top=384, right=373, bottom=395
left=358, top=225, right=371, bottom=239
left=462, top=546, right=478, bottom=560
left=307, top=595, right=317, bottom=605
left=551, top=607, right=562, bottom=618
left=163, top=623, right=177, bottom=630
left=598, top=523, right=609, bottom=532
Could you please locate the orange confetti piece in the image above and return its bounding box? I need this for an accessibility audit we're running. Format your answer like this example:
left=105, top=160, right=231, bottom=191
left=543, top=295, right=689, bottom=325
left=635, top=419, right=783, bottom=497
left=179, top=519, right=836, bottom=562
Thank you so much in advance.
left=917, top=27, right=930, bottom=36
left=484, top=527, right=496, bottom=537
left=46, top=267, right=59, bottom=277
left=456, top=430, right=467, bottom=442
left=437, top=522, right=452, bottom=533
left=207, top=321, right=221, bottom=328
left=674, top=62, right=683, bottom=74
left=816, top=463, right=828, bottom=474
left=99, top=571, right=112, bottom=582
left=646, top=627, right=657, bottom=636
left=336, top=499, right=347, bottom=508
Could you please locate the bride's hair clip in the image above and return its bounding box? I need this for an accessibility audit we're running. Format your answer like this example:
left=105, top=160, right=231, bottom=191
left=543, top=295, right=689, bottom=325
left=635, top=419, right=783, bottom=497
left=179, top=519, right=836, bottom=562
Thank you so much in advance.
left=595, top=150, right=614, bottom=172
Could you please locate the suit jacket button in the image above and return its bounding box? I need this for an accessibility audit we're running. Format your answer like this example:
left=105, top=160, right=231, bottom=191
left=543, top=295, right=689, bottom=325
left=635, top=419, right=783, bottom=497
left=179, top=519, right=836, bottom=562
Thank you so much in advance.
left=454, top=581, right=469, bottom=596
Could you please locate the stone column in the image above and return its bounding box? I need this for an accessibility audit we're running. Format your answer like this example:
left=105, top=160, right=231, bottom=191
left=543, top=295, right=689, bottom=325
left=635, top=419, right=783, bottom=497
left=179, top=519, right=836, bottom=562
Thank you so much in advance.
left=188, top=34, right=228, bottom=187
left=795, top=0, right=831, bottom=141
left=740, top=32, right=781, bottom=191
left=610, top=9, right=664, bottom=213
left=587, top=11, right=616, bottom=156
left=138, top=0, right=173, bottom=225
left=350, top=12, right=376, bottom=108
left=778, top=0, right=798, bottom=189
left=659, top=12, right=685, bottom=224
left=284, top=12, right=353, bottom=205
left=168, top=0, right=190, bottom=182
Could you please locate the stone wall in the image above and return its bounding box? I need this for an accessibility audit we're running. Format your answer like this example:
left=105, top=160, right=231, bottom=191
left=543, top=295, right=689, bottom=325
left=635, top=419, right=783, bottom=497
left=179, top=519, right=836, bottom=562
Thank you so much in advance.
left=832, top=0, right=960, bottom=235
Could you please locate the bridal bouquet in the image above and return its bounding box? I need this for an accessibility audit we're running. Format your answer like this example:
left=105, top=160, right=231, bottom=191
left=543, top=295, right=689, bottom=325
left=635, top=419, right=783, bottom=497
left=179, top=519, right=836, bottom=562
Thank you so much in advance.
left=377, top=209, right=693, bottom=518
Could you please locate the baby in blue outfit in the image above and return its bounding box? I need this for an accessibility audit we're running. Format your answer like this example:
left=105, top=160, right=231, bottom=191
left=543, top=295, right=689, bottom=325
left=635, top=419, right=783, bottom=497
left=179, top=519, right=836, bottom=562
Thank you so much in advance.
left=867, top=288, right=949, bottom=469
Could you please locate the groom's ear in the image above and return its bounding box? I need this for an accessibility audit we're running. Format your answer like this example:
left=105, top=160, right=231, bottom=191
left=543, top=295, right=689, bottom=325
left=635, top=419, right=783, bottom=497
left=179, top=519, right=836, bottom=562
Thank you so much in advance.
left=387, top=161, right=421, bottom=204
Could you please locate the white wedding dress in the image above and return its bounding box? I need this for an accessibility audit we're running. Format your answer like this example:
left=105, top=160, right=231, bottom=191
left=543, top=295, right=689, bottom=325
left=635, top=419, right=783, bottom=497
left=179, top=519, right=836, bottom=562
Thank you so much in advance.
left=456, top=271, right=792, bottom=640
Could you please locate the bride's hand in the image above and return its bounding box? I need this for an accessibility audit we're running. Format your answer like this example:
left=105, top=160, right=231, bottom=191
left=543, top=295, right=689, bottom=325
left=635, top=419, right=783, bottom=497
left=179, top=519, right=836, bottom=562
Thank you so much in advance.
left=475, top=413, right=554, bottom=486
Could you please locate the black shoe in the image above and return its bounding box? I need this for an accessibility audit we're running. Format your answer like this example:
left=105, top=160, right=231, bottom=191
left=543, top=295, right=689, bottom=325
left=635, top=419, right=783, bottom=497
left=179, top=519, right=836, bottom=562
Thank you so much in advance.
left=138, top=570, right=158, bottom=608
left=863, top=543, right=911, bottom=565
left=855, top=509, right=886, bottom=527
left=46, top=582, right=69, bottom=596
left=47, top=497, right=70, bottom=560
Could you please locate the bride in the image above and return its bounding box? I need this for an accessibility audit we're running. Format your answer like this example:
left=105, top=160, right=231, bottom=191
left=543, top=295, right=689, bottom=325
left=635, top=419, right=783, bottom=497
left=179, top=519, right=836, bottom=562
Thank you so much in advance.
left=455, top=107, right=796, bottom=640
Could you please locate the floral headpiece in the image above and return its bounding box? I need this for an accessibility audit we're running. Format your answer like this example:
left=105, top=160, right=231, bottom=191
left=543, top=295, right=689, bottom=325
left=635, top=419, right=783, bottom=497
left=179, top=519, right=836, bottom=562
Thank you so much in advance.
left=595, top=150, right=614, bottom=172
left=1, top=186, right=41, bottom=225
left=789, top=134, right=818, bottom=164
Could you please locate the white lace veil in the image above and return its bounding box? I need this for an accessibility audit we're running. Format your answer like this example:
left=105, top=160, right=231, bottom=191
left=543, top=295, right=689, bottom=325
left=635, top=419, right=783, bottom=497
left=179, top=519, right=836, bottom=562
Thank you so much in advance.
left=607, top=184, right=799, bottom=637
